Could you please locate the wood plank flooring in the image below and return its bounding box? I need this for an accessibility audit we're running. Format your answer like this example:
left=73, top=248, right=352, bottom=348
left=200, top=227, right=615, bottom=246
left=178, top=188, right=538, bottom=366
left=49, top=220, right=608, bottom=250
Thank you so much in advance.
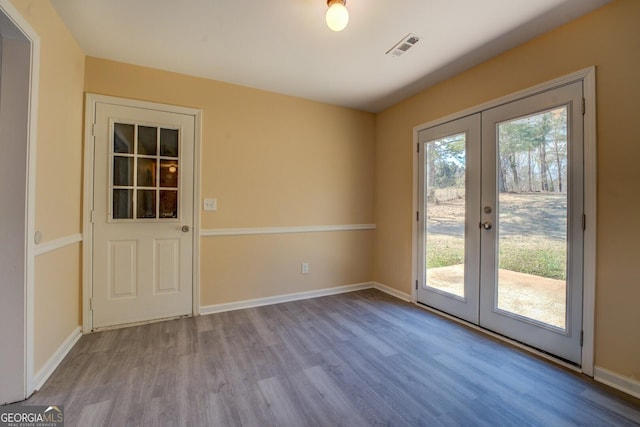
left=23, top=289, right=640, bottom=426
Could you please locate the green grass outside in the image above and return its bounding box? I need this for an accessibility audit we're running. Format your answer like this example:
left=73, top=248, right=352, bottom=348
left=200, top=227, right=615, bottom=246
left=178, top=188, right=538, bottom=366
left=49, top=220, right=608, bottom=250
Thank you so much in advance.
left=426, top=235, right=464, bottom=269
left=427, top=235, right=566, bottom=280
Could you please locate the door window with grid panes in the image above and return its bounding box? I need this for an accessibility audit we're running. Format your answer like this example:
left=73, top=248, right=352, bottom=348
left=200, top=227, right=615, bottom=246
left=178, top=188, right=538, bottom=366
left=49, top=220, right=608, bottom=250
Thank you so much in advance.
left=111, top=123, right=180, bottom=220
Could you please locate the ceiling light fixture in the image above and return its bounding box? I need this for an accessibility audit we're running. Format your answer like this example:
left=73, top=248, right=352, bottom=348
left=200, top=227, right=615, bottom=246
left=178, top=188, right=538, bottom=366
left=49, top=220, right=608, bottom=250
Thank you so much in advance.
left=326, top=0, right=349, bottom=32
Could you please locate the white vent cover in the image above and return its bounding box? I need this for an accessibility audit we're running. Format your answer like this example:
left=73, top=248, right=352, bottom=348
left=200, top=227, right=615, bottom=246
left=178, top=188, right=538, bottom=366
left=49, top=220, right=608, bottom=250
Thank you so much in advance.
left=386, top=33, right=421, bottom=57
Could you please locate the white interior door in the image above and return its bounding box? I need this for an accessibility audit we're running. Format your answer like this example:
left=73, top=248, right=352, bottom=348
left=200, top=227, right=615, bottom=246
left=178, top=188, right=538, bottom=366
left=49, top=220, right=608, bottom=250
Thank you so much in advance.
left=418, top=82, right=584, bottom=365
left=92, top=102, right=195, bottom=329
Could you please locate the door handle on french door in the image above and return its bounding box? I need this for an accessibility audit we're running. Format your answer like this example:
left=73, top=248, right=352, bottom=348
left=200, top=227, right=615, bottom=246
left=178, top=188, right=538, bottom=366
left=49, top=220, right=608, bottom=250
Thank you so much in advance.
left=181, top=225, right=190, bottom=232
left=480, top=221, right=492, bottom=230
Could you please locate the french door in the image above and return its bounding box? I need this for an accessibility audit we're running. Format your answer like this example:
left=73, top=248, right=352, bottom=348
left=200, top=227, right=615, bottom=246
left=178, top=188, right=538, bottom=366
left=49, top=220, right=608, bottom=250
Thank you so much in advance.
left=417, top=82, right=584, bottom=364
left=417, top=114, right=482, bottom=324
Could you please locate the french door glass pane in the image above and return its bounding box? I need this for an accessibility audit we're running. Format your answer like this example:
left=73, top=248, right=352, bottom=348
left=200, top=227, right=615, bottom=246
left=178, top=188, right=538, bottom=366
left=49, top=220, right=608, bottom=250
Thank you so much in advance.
left=425, top=133, right=466, bottom=298
left=496, top=107, right=568, bottom=330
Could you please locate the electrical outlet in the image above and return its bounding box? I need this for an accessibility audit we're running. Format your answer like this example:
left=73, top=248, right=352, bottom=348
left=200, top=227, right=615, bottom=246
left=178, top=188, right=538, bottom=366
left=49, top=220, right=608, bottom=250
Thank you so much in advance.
left=301, top=262, right=309, bottom=274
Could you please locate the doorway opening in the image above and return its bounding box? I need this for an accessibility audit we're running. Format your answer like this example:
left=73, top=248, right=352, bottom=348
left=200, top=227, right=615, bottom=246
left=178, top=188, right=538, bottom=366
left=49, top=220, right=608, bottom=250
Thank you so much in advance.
left=0, top=1, right=40, bottom=403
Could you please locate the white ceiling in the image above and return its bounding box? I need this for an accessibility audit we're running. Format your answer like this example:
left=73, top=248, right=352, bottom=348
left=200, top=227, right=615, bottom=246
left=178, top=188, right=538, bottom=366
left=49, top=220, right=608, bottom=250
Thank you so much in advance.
left=51, top=0, right=609, bottom=112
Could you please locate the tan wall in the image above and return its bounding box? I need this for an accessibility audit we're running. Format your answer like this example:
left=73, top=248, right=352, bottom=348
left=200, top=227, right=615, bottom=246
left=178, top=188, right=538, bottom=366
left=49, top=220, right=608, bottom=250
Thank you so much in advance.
left=202, top=231, right=374, bottom=305
left=10, top=0, right=85, bottom=374
left=34, top=244, right=81, bottom=371
left=85, top=58, right=376, bottom=306
left=11, top=0, right=85, bottom=241
left=374, top=0, right=640, bottom=377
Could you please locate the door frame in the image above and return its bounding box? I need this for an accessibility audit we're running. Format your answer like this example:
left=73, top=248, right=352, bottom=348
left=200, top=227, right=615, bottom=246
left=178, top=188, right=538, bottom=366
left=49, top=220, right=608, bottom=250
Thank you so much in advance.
left=411, top=67, right=597, bottom=375
left=0, top=0, right=40, bottom=400
left=83, top=94, right=202, bottom=332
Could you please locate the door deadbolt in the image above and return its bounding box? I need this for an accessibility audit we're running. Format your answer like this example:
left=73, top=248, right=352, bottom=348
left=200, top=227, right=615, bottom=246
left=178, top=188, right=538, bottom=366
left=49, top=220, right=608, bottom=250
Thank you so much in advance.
left=181, top=225, right=190, bottom=232
left=484, top=206, right=492, bottom=214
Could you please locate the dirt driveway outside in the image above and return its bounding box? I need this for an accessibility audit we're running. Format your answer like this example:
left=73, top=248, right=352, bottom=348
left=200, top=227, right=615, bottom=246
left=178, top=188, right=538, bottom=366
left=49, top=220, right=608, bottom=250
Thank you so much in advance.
left=427, top=264, right=566, bottom=329
left=427, top=192, right=567, bottom=240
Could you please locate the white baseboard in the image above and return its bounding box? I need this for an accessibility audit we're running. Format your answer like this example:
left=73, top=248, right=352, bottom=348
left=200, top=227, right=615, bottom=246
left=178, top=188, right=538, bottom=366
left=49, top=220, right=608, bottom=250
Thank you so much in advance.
left=200, top=282, right=374, bottom=315
left=373, top=282, right=412, bottom=302
left=33, top=326, right=82, bottom=391
left=594, top=366, right=640, bottom=399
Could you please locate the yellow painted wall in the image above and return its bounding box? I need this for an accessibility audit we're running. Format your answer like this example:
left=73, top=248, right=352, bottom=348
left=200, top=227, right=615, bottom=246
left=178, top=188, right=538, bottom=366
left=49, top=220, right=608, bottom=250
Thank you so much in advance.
left=10, top=0, right=85, bottom=374
left=202, top=231, right=374, bottom=305
left=84, top=58, right=376, bottom=306
left=34, top=244, right=81, bottom=371
left=375, top=0, right=640, bottom=377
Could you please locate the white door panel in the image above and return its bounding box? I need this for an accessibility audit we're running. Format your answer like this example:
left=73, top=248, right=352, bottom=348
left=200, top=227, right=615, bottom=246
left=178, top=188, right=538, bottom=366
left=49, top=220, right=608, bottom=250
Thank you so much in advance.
left=417, top=114, right=481, bottom=324
left=154, top=239, right=181, bottom=294
left=92, top=103, right=194, bottom=329
left=479, top=81, right=584, bottom=363
left=108, top=240, right=137, bottom=298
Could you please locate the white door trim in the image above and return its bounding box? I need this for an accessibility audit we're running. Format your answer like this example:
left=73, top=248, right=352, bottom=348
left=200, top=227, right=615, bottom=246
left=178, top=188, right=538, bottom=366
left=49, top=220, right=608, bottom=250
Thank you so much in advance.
left=83, top=94, right=202, bottom=332
left=411, top=67, right=597, bottom=375
left=0, top=0, right=40, bottom=399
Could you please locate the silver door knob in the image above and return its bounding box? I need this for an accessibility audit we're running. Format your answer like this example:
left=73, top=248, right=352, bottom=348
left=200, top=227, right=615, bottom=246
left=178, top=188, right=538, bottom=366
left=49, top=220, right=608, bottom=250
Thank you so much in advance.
left=181, top=225, right=190, bottom=232
left=480, top=221, right=492, bottom=230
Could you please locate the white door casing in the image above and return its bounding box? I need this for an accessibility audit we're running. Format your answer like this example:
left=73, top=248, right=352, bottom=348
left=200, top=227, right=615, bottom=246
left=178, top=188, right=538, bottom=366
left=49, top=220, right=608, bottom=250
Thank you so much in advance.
left=85, top=96, right=201, bottom=330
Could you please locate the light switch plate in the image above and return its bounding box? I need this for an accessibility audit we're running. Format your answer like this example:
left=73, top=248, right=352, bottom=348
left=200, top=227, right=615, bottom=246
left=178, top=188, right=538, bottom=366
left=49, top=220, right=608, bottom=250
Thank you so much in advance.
left=203, top=198, right=217, bottom=211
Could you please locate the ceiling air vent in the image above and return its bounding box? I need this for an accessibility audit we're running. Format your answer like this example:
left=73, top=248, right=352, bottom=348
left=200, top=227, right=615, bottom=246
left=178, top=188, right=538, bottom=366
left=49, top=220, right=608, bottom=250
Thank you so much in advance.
left=386, top=33, right=421, bottom=57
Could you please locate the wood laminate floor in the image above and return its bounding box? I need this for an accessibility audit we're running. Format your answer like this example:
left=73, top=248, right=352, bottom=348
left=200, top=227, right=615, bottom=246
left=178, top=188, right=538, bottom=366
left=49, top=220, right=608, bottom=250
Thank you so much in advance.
left=23, top=289, right=640, bottom=426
